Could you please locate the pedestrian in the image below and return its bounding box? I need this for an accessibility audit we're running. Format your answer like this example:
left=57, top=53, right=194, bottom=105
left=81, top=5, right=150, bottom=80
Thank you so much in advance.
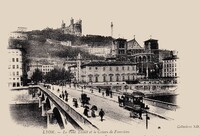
left=62, top=92, right=65, bottom=100
left=64, top=90, right=67, bottom=94
left=83, top=107, right=89, bottom=117
left=110, top=91, right=112, bottom=98
left=98, top=88, right=101, bottom=93
left=99, top=109, right=105, bottom=121
left=139, top=110, right=142, bottom=119
left=91, top=110, right=96, bottom=117
left=102, top=92, right=104, bottom=97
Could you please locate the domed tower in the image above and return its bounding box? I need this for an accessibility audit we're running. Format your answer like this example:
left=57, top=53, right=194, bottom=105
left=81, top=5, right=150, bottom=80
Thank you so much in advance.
left=74, top=19, right=82, bottom=36
left=61, top=20, right=65, bottom=29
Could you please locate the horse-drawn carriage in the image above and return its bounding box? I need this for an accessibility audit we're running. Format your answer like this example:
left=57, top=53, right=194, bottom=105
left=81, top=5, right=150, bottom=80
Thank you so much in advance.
left=80, top=93, right=90, bottom=105
left=118, top=91, right=148, bottom=119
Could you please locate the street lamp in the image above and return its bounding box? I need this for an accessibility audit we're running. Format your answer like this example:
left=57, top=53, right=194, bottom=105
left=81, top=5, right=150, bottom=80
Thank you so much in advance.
left=144, top=105, right=150, bottom=129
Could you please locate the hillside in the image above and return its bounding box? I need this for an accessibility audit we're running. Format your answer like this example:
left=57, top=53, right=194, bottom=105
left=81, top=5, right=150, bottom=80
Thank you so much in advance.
left=26, top=28, right=114, bottom=46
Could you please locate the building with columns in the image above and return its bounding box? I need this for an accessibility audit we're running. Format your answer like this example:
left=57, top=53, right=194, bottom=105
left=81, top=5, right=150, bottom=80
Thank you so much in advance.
left=79, top=61, right=137, bottom=83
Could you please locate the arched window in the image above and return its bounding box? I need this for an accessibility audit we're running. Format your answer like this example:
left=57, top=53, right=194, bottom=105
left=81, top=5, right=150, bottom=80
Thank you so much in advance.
left=143, top=56, right=146, bottom=62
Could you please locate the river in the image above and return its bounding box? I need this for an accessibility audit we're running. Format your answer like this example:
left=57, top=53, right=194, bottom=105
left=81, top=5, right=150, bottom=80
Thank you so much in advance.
left=9, top=103, right=47, bottom=128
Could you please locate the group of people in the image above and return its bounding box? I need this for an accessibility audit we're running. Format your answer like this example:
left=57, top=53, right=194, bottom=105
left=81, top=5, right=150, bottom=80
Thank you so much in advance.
left=83, top=107, right=105, bottom=121
left=59, top=90, right=68, bottom=102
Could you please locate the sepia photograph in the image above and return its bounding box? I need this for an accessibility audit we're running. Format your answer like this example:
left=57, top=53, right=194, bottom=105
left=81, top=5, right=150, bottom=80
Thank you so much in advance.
left=1, top=0, right=200, bottom=136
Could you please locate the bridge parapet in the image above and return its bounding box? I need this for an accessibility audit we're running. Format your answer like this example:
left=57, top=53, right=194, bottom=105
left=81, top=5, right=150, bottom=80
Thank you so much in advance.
left=35, top=85, right=98, bottom=130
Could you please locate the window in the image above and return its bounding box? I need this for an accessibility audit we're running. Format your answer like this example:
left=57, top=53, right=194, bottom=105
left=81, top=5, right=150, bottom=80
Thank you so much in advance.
left=13, top=65, right=15, bottom=69
left=95, top=76, right=98, bottom=82
left=16, top=58, right=19, bottom=62
left=103, top=76, right=106, bottom=82
left=122, top=66, right=124, bottom=70
left=89, top=76, right=92, bottom=82
left=16, top=65, right=19, bottom=69
left=119, top=44, right=125, bottom=48
left=116, top=67, right=119, bottom=71
left=12, top=58, right=15, bottom=62
left=128, top=75, right=130, bottom=80
left=95, top=67, right=98, bottom=70
left=89, top=67, right=92, bottom=70
left=116, top=75, right=119, bottom=81
left=103, top=67, right=105, bottom=71
left=13, top=72, right=15, bottom=76
left=16, top=71, right=19, bottom=76
left=122, top=75, right=125, bottom=81
left=132, top=66, right=135, bottom=70
left=110, top=75, right=113, bottom=82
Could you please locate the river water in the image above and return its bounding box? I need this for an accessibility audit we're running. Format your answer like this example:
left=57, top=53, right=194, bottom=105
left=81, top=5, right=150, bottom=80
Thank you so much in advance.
left=9, top=103, right=47, bottom=128
left=147, top=95, right=177, bottom=104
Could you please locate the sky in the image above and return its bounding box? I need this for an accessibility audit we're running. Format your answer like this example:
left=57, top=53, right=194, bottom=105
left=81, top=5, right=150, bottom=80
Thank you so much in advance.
left=0, top=0, right=199, bottom=51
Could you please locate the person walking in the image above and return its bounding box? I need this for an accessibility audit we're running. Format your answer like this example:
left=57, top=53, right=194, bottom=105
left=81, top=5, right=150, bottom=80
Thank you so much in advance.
left=99, top=109, right=105, bottom=121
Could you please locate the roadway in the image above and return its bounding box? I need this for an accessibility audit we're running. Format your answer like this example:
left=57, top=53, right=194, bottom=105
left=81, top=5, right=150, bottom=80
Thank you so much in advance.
left=47, top=84, right=174, bottom=131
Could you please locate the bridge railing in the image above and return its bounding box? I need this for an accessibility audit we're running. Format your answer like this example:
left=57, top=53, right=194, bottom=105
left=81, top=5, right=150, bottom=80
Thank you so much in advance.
left=37, top=85, right=98, bottom=130
left=144, top=98, right=178, bottom=111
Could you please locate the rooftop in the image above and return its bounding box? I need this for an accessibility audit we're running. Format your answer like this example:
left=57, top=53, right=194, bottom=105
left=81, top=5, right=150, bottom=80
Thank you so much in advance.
left=163, top=56, right=179, bottom=60
left=81, top=61, right=136, bottom=67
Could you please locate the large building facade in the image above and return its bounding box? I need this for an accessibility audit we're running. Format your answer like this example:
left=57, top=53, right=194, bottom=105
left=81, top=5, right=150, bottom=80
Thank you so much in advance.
left=162, top=56, right=178, bottom=78
left=79, top=61, right=137, bottom=83
left=8, top=49, right=23, bottom=88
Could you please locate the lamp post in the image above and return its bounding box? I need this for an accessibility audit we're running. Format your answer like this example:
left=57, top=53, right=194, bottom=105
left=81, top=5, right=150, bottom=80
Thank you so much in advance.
left=145, top=105, right=150, bottom=129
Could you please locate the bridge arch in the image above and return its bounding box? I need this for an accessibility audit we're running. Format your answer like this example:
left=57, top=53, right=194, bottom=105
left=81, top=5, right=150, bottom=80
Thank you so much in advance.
left=45, top=97, right=51, bottom=111
left=52, top=107, right=65, bottom=129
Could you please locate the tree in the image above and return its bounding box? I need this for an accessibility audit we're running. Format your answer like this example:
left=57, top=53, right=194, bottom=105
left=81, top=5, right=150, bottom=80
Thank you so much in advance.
left=44, top=68, right=73, bottom=84
left=31, top=68, right=43, bottom=84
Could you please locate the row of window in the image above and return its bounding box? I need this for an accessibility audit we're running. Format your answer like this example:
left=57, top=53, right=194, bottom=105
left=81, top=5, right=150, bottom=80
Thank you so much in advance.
left=10, top=71, right=20, bottom=76
left=12, top=58, right=21, bottom=62
left=42, top=68, right=54, bottom=72
left=8, top=65, right=21, bottom=69
left=163, top=73, right=177, bottom=77
left=88, top=75, right=134, bottom=82
left=163, top=63, right=177, bottom=67
left=163, top=68, right=177, bottom=72
left=89, top=66, right=136, bottom=71
left=9, top=82, right=21, bottom=87
left=9, top=77, right=20, bottom=81
left=164, top=60, right=177, bottom=63
left=42, top=65, right=54, bottom=68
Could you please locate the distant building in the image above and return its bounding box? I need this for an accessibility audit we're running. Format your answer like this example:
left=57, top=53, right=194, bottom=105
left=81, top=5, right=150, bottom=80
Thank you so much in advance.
left=87, top=47, right=111, bottom=57
left=8, top=49, right=23, bottom=88
left=28, top=62, right=55, bottom=79
left=162, top=55, right=178, bottom=78
left=61, top=18, right=82, bottom=36
left=10, top=27, right=28, bottom=40
left=144, top=38, right=159, bottom=62
left=111, top=38, right=127, bottom=60
left=80, top=61, right=137, bottom=83
left=127, top=38, right=144, bottom=55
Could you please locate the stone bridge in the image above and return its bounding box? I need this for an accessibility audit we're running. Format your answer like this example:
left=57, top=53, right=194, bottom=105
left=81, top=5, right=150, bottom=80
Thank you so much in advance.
left=24, top=85, right=98, bottom=130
